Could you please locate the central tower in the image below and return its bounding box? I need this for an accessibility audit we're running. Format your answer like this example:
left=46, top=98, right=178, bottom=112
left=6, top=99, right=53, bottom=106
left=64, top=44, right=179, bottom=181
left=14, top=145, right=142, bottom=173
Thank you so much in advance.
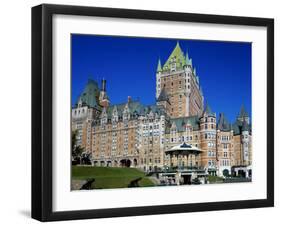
left=156, top=42, right=204, bottom=118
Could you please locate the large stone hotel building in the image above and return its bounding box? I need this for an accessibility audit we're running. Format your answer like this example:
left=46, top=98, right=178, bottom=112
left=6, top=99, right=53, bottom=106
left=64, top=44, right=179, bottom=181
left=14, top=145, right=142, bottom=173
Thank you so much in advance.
left=72, top=42, right=252, bottom=177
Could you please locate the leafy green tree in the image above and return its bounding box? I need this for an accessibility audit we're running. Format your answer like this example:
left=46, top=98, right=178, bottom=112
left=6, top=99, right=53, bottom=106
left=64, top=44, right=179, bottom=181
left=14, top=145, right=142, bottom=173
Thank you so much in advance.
left=72, top=130, right=84, bottom=162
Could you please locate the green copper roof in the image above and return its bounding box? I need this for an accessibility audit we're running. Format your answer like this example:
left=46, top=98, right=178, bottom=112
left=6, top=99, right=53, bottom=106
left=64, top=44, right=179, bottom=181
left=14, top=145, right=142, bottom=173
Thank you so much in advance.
left=162, top=42, right=186, bottom=71
left=98, top=101, right=167, bottom=121
left=232, top=118, right=251, bottom=135
left=166, top=116, right=200, bottom=133
left=75, top=79, right=101, bottom=110
left=157, top=58, right=162, bottom=72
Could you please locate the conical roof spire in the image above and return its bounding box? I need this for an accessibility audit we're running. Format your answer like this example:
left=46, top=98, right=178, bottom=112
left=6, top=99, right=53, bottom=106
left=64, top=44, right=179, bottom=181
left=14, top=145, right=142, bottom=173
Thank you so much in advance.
left=203, top=103, right=215, bottom=117
left=239, top=104, right=249, bottom=118
left=185, top=48, right=189, bottom=61
left=157, top=58, right=162, bottom=72
left=189, top=58, right=193, bottom=67
left=185, top=48, right=192, bottom=66
left=218, top=113, right=231, bottom=131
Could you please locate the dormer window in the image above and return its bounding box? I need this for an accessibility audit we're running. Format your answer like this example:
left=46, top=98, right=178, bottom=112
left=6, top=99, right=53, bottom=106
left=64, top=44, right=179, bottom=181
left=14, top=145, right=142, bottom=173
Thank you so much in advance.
left=171, top=63, right=176, bottom=72
left=170, top=57, right=176, bottom=72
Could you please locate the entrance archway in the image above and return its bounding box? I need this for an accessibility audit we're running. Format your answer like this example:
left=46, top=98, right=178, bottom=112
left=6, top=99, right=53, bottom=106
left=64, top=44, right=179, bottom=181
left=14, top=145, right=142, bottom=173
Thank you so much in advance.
left=248, top=169, right=252, bottom=178
left=120, top=159, right=131, bottom=167
left=133, top=159, right=137, bottom=167
left=238, top=169, right=246, bottom=177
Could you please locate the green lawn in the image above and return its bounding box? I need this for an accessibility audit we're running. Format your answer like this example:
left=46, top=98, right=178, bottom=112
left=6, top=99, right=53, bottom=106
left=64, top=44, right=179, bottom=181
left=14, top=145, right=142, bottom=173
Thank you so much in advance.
left=72, top=166, right=155, bottom=189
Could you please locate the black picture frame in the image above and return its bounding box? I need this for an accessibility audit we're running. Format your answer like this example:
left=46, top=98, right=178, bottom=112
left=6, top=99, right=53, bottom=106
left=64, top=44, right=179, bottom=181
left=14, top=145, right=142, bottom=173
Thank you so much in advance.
left=32, top=4, right=274, bottom=222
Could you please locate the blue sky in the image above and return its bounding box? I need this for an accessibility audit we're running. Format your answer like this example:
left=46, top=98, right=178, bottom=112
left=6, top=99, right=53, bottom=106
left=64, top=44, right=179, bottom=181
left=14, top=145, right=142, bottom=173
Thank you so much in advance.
left=72, top=34, right=251, bottom=123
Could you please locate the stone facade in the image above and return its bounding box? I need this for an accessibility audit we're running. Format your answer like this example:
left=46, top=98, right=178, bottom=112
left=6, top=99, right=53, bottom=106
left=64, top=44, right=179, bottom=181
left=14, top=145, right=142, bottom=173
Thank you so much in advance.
left=72, top=42, right=252, bottom=177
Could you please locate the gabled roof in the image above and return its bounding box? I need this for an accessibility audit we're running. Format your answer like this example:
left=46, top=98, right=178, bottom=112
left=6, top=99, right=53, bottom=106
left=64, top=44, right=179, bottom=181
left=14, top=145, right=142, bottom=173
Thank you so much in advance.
left=75, top=79, right=101, bottom=110
left=217, top=113, right=231, bottom=131
left=166, top=116, right=200, bottom=133
left=100, top=100, right=167, bottom=120
left=106, top=101, right=142, bottom=117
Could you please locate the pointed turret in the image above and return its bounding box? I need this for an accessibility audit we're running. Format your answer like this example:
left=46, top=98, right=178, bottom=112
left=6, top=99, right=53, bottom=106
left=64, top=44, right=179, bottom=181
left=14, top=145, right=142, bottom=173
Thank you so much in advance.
left=185, top=48, right=193, bottom=67
left=185, top=48, right=190, bottom=64
left=157, top=58, right=162, bottom=72
left=239, top=104, right=249, bottom=118
left=203, top=103, right=215, bottom=117
left=237, top=104, right=250, bottom=124
left=217, top=113, right=231, bottom=131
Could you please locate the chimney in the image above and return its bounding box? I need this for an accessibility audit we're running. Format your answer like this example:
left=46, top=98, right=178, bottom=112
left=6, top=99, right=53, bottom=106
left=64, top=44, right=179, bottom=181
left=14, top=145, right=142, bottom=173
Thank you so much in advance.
left=128, top=96, right=132, bottom=103
left=101, top=79, right=106, bottom=92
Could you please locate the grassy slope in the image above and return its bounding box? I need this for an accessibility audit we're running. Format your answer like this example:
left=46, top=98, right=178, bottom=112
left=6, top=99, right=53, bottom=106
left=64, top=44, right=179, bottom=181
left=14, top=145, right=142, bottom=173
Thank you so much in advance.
left=72, top=166, right=155, bottom=189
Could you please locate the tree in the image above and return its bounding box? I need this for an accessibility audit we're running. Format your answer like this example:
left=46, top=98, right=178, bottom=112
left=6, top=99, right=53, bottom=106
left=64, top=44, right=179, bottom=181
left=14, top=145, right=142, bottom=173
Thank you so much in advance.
left=72, top=130, right=84, bottom=164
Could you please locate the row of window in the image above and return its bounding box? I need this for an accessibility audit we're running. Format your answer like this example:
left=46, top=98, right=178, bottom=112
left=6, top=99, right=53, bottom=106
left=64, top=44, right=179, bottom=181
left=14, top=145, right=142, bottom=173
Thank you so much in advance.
left=204, top=133, right=216, bottom=139
left=142, top=124, right=160, bottom=130
left=207, top=142, right=216, bottom=147
left=220, top=159, right=230, bottom=166
left=208, top=151, right=216, bottom=157
left=204, top=123, right=215, bottom=130
left=170, top=136, right=194, bottom=143
left=73, top=108, right=87, bottom=115
left=140, top=158, right=161, bottom=164
left=204, top=117, right=215, bottom=123
left=221, top=135, right=230, bottom=141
